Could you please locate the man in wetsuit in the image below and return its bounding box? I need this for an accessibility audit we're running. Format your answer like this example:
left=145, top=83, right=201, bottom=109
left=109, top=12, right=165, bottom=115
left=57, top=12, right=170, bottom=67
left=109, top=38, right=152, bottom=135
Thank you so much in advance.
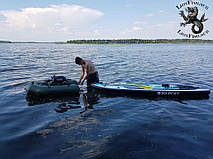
left=75, top=57, right=99, bottom=86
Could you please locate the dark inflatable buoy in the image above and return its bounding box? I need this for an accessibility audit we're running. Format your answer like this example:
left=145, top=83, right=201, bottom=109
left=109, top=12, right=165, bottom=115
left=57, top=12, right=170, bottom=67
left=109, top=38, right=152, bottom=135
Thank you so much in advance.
left=25, top=76, right=80, bottom=97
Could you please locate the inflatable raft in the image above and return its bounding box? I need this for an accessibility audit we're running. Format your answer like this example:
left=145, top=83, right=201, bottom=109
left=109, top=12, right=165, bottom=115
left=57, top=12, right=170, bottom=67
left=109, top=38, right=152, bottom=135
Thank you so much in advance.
left=91, top=83, right=210, bottom=98
left=26, top=76, right=80, bottom=97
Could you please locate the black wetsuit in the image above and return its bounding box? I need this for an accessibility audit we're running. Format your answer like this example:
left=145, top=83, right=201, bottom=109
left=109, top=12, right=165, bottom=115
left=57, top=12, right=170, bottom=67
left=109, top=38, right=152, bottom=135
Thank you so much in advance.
left=87, top=72, right=99, bottom=86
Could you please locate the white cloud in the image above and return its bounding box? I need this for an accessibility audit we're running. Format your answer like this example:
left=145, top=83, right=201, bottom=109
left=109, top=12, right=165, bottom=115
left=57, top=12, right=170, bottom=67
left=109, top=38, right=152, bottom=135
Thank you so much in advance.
left=144, top=10, right=164, bottom=18
left=119, top=21, right=180, bottom=39
left=132, top=26, right=142, bottom=31
left=124, top=4, right=133, bottom=8
left=144, top=13, right=155, bottom=17
left=159, top=10, right=164, bottom=14
left=153, top=21, right=178, bottom=29
left=134, top=21, right=147, bottom=25
left=153, top=24, right=164, bottom=27
left=93, top=30, right=101, bottom=36
left=0, top=4, right=104, bottom=41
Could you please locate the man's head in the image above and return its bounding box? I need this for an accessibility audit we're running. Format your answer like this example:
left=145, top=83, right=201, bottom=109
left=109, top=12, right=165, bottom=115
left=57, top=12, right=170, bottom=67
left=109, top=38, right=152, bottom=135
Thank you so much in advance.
left=75, top=57, right=83, bottom=65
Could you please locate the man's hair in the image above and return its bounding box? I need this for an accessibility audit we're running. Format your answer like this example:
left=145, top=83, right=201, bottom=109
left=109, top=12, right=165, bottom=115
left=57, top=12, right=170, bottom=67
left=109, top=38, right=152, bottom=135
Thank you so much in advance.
left=75, top=57, right=83, bottom=64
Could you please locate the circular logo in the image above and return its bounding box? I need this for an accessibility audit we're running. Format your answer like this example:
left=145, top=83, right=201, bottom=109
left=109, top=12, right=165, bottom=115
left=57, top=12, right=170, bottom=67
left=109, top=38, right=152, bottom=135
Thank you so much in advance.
left=176, top=1, right=209, bottom=38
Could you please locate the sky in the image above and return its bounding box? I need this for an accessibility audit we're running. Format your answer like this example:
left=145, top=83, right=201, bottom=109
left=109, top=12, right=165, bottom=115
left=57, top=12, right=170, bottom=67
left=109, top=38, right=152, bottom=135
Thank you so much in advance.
left=0, top=0, right=212, bottom=41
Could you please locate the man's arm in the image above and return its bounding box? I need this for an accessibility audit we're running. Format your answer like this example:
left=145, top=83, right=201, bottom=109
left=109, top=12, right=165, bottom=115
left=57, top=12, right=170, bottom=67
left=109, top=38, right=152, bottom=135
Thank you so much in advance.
left=80, top=63, right=89, bottom=85
left=81, top=73, right=88, bottom=85
left=78, top=65, right=85, bottom=84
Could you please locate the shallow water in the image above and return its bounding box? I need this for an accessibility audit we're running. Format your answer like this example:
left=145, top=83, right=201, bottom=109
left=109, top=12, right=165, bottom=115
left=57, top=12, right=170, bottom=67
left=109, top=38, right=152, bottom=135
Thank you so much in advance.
left=0, top=43, right=213, bottom=159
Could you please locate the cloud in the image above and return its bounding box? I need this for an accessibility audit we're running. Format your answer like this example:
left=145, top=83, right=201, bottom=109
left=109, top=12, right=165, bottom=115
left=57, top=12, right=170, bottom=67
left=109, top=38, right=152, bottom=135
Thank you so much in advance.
left=132, top=26, right=142, bottom=31
left=153, top=21, right=178, bottom=29
left=159, top=10, right=164, bottom=14
left=124, top=4, right=133, bottom=8
left=119, top=21, right=180, bottom=39
left=134, top=21, right=147, bottom=25
left=0, top=4, right=104, bottom=41
left=144, top=13, right=155, bottom=17
left=144, top=10, right=165, bottom=18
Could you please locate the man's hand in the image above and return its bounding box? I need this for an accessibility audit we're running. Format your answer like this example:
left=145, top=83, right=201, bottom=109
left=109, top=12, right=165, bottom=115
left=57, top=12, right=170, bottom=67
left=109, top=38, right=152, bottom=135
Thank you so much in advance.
left=78, top=79, right=82, bottom=85
left=80, top=80, right=85, bottom=85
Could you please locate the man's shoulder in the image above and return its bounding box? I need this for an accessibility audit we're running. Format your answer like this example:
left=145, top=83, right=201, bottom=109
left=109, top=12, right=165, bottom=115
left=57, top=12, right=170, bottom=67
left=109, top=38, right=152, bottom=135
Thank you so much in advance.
left=85, top=60, right=93, bottom=65
left=85, top=59, right=91, bottom=62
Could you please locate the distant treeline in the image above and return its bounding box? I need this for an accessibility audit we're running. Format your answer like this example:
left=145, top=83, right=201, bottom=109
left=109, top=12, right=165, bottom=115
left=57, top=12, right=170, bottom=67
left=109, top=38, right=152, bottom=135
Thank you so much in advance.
left=0, top=40, right=12, bottom=43
left=67, top=39, right=213, bottom=44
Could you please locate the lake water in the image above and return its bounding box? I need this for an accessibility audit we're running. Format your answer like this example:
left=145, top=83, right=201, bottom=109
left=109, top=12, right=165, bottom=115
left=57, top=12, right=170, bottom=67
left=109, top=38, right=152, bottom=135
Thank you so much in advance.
left=0, top=43, right=212, bottom=159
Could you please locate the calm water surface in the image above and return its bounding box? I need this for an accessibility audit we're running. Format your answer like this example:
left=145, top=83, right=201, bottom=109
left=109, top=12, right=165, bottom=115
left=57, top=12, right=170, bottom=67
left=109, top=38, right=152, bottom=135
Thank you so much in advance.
left=0, top=43, right=213, bottom=159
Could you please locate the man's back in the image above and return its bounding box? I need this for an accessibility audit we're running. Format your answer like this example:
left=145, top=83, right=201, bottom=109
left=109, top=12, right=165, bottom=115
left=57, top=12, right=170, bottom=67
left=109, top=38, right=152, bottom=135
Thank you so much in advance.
left=84, top=60, right=97, bottom=74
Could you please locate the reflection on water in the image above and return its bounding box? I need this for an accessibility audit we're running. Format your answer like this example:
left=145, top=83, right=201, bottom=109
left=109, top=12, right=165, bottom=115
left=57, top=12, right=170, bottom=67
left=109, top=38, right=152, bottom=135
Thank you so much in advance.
left=26, top=86, right=100, bottom=114
left=34, top=86, right=211, bottom=158
left=26, top=94, right=80, bottom=106
left=54, top=88, right=100, bottom=113
left=35, top=89, right=115, bottom=159
left=80, top=88, right=100, bottom=113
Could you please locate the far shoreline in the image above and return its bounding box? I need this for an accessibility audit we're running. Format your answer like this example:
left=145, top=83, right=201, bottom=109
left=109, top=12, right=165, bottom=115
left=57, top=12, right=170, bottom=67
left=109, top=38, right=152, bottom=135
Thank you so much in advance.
left=66, top=39, right=213, bottom=45
left=1, top=39, right=213, bottom=44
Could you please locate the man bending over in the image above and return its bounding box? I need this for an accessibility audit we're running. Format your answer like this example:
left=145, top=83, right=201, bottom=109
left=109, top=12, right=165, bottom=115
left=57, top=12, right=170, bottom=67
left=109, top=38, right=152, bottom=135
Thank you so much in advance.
left=75, top=57, right=99, bottom=86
